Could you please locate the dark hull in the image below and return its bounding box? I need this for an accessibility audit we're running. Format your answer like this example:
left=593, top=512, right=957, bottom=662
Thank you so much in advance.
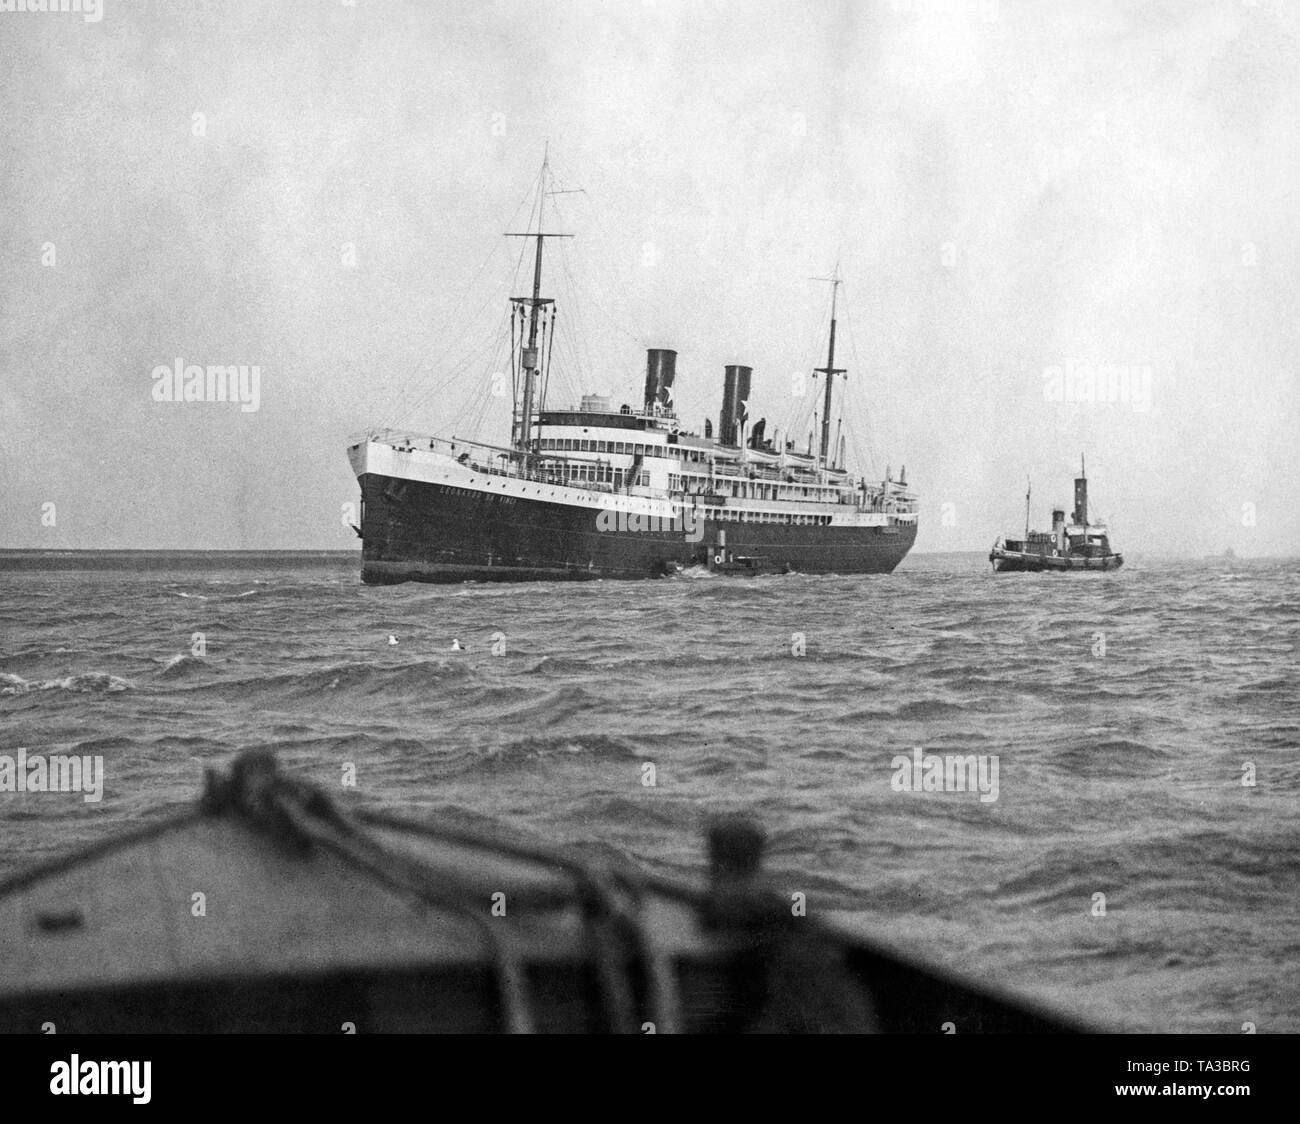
left=359, top=473, right=915, bottom=583
left=991, top=550, right=1123, bottom=573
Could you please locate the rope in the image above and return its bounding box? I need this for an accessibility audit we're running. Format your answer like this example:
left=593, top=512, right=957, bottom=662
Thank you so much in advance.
left=360, top=809, right=676, bottom=1033
left=0, top=808, right=201, bottom=899
left=541, top=307, right=556, bottom=419
left=194, top=755, right=675, bottom=1034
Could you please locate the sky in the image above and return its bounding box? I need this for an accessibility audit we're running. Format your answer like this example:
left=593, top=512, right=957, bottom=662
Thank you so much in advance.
left=1, top=0, right=1297, bottom=555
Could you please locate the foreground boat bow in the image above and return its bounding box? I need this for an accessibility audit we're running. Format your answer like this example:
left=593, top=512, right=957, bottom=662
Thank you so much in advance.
left=0, top=751, right=1088, bottom=1033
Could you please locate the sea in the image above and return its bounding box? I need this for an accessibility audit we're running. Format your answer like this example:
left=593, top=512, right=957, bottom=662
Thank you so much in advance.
left=1, top=549, right=1297, bottom=1033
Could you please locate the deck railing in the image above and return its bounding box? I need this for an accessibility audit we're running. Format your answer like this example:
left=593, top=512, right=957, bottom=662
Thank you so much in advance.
left=363, top=428, right=918, bottom=514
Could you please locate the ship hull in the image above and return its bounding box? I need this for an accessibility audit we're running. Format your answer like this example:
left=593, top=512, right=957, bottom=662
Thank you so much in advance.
left=990, top=550, right=1123, bottom=573
left=358, top=471, right=916, bottom=583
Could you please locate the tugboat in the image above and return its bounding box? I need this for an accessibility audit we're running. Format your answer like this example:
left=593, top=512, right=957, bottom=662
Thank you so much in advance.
left=989, top=456, right=1123, bottom=572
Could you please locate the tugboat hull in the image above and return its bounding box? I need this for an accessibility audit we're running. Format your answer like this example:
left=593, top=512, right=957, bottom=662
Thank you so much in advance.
left=990, top=549, right=1124, bottom=573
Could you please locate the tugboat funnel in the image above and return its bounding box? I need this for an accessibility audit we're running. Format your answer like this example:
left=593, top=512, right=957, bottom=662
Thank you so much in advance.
left=1073, top=455, right=1088, bottom=526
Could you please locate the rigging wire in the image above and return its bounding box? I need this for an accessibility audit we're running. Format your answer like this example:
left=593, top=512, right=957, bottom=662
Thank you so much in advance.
left=510, top=304, right=519, bottom=432
left=540, top=306, right=557, bottom=417
left=447, top=312, right=510, bottom=441
left=385, top=165, right=545, bottom=430
left=548, top=314, right=585, bottom=408
left=393, top=332, right=499, bottom=425
left=383, top=168, right=542, bottom=428
left=389, top=230, right=531, bottom=428
left=554, top=241, right=597, bottom=394
left=839, top=280, right=883, bottom=482
left=780, top=281, right=835, bottom=454
left=543, top=157, right=650, bottom=393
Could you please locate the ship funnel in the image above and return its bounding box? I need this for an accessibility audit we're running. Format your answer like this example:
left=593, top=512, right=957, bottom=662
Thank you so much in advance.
left=644, top=349, right=677, bottom=414
left=719, top=364, right=752, bottom=446
left=1072, top=458, right=1088, bottom=526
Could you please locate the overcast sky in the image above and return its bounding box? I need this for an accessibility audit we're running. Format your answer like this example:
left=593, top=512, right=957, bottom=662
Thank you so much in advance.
left=2, top=0, right=1296, bottom=555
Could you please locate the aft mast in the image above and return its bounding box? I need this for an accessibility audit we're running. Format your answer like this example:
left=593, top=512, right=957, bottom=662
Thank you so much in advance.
left=505, top=154, right=571, bottom=455
left=813, top=265, right=846, bottom=472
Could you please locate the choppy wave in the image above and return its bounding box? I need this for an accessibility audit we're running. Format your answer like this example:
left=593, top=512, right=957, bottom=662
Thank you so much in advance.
left=0, top=553, right=1297, bottom=1031
left=1, top=671, right=135, bottom=695
left=154, top=653, right=211, bottom=678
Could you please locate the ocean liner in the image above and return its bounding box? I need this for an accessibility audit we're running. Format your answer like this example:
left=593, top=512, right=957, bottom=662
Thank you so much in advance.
left=347, top=172, right=917, bottom=584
